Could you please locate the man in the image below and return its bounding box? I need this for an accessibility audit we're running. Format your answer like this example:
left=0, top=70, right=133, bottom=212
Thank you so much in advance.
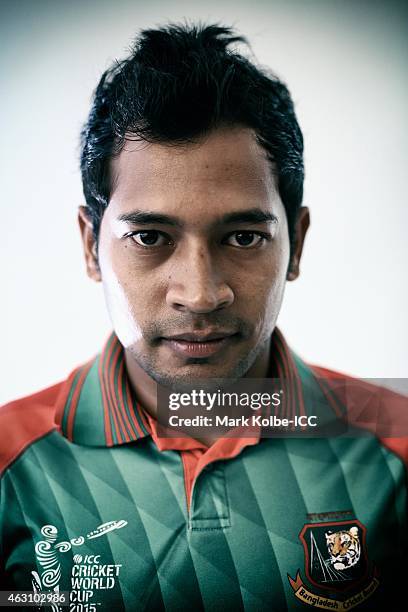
left=0, top=23, right=406, bottom=611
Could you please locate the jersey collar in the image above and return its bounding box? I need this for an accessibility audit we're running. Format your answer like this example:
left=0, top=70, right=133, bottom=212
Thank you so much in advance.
left=55, top=328, right=312, bottom=448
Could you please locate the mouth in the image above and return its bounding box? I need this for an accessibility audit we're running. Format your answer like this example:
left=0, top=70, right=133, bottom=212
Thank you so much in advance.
left=160, top=331, right=239, bottom=358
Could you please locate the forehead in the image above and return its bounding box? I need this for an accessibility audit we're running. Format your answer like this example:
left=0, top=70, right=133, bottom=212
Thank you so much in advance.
left=108, top=127, right=282, bottom=223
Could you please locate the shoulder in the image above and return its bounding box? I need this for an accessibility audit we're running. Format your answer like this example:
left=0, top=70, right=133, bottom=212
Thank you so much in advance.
left=0, top=382, right=62, bottom=476
left=309, top=363, right=408, bottom=469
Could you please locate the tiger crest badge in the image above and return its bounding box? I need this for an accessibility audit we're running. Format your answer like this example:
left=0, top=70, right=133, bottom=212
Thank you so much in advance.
left=288, top=519, right=380, bottom=610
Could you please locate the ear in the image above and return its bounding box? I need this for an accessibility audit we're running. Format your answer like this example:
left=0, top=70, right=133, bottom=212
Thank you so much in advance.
left=78, top=206, right=101, bottom=282
left=287, top=206, right=310, bottom=281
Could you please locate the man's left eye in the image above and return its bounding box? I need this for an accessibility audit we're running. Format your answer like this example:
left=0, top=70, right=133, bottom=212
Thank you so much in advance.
left=224, top=231, right=266, bottom=248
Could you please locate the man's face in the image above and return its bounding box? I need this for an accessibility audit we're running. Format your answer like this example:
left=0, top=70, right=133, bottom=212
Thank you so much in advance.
left=80, top=127, right=308, bottom=389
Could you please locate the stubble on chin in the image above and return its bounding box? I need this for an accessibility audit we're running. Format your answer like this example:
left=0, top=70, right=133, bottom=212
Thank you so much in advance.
left=126, top=334, right=270, bottom=393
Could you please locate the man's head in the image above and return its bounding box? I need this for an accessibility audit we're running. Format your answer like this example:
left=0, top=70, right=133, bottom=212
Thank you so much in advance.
left=79, top=23, right=309, bottom=389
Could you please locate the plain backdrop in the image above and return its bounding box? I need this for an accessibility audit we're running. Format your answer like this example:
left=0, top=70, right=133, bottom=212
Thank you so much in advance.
left=1, top=0, right=407, bottom=405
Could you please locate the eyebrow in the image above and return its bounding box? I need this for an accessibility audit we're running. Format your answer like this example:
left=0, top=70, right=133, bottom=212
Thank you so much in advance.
left=117, top=208, right=278, bottom=227
left=220, top=209, right=278, bottom=225
left=117, top=211, right=183, bottom=227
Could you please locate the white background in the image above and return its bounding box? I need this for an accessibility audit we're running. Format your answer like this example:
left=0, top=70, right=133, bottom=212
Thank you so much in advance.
left=1, top=0, right=407, bottom=405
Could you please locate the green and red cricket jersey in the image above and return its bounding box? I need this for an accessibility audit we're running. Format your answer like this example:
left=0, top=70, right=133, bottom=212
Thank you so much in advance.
left=0, top=329, right=407, bottom=610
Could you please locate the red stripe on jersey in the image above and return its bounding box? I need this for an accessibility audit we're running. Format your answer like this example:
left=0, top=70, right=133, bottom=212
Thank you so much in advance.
left=311, top=364, right=408, bottom=470
left=274, top=331, right=296, bottom=420
left=380, top=438, right=408, bottom=470
left=66, top=361, right=93, bottom=441
left=0, top=384, right=60, bottom=475
left=104, top=340, right=123, bottom=444
left=310, top=365, right=347, bottom=418
left=117, top=357, right=138, bottom=441
left=99, top=339, right=115, bottom=446
left=109, top=343, right=130, bottom=444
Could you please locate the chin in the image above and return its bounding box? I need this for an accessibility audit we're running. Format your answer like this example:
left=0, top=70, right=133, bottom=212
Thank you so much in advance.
left=148, top=358, right=255, bottom=392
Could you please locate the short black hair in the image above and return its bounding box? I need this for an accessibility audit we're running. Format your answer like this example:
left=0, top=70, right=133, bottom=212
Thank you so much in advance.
left=80, top=23, right=304, bottom=250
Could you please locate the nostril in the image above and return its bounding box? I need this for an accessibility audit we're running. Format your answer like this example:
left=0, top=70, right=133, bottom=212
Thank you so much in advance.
left=167, top=290, right=234, bottom=313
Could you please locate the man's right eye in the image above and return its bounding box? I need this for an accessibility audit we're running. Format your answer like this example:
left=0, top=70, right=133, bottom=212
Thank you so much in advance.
left=128, top=230, right=172, bottom=247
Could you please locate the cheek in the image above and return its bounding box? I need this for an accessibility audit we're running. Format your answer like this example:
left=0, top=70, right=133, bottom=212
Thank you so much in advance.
left=239, top=247, right=289, bottom=324
left=264, top=238, right=290, bottom=302
left=98, top=240, right=162, bottom=347
left=101, top=276, right=143, bottom=347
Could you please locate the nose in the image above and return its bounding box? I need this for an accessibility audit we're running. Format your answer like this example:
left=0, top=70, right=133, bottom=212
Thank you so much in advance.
left=166, top=242, right=234, bottom=314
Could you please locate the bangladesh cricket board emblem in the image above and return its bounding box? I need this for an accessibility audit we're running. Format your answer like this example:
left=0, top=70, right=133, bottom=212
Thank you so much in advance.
left=288, top=519, right=379, bottom=610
